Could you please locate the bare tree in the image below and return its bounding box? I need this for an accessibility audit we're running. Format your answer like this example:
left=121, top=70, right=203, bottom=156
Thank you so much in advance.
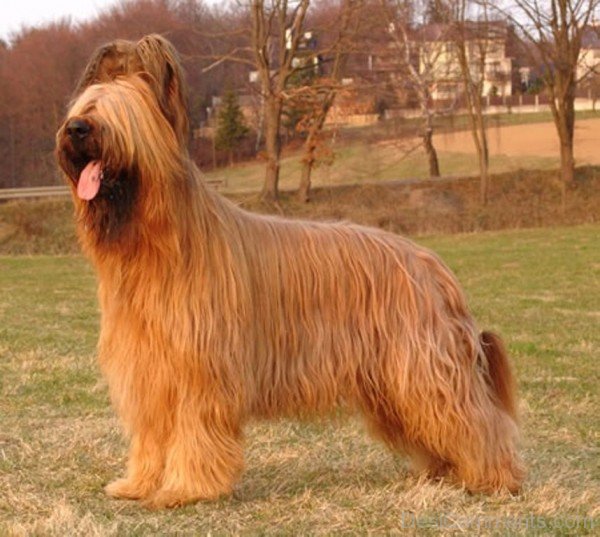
left=203, top=1, right=363, bottom=201
left=451, top=0, right=493, bottom=204
left=293, top=77, right=343, bottom=202
left=381, top=0, right=493, bottom=199
left=382, top=0, right=450, bottom=178
left=491, top=0, right=600, bottom=193
left=201, top=1, right=363, bottom=202
left=250, top=0, right=311, bottom=202
left=294, top=0, right=358, bottom=201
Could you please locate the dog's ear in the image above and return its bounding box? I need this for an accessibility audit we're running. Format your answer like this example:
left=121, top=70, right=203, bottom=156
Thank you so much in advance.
left=135, top=34, right=189, bottom=146
left=74, top=34, right=190, bottom=146
left=74, top=40, right=135, bottom=97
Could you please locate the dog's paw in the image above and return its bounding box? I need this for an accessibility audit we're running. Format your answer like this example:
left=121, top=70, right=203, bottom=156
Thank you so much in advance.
left=105, top=478, right=152, bottom=500
left=142, top=489, right=196, bottom=510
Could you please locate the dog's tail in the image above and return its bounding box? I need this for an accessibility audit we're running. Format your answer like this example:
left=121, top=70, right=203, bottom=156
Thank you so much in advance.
left=480, top=331, right=517, bottom=420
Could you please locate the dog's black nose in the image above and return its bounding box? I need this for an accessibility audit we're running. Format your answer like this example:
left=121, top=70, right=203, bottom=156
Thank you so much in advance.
left=66, top=119, right=91, bottom=140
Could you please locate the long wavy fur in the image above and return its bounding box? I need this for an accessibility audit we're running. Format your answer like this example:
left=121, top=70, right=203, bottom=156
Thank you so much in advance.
left=56, top=76, right=525, bottom=509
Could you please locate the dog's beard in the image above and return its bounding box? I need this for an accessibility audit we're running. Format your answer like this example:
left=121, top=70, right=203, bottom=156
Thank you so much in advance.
left=79, top=163, right=139, bottom=242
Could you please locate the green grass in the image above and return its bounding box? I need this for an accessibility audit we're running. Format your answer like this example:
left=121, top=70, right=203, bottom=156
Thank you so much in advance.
left=205, top=110, right=600, bottom=193
left=1, top=225, right=599, bottom=535
left=207, top=145, right=558, bottom=194
left=205, top=120, right=566, bottom=193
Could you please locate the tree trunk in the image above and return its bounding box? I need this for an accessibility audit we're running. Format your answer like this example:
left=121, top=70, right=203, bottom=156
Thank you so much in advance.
left=298, top=133, right=317, bottom=203
left=263, top=154, right=280, bottom=203
left=298, top=126, right=320, bottom=202
left=422, top=127, right=440, bottom=178
left=455, top=27, right=490, bottom=205
left=298, top=159, right=313, bottom=202
left=465, top=95, right=490, bottom=205
left=212, top=133, right=217, bottom=170
left=559, top=139, right=575, bottom=183
left=550, top=87, right=576, bottom=212
left=261, top=97, right=282, bottom=202
left=476, top=107, right=490, bottom=205
left=229, top=149, right=234, bottom=167
left=297, top=93, right=335, bottom=202
left=557, top=97, right=576, bottom=185
left=559, top=136, right=574, bottom=213
left=478, top=145, right=490, bottom=205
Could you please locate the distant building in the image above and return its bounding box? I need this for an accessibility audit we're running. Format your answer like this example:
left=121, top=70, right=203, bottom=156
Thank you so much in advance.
left=416, top=21, right=519, bottom=101
left=341, top=18, right=529, bottom=112
left=578, top=24, right=600, bottom=83
left=249, top=30, right=321, bottom=84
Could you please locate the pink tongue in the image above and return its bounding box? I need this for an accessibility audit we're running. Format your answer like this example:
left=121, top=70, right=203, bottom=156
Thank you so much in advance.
left=77, top=160, right=102, bottom=200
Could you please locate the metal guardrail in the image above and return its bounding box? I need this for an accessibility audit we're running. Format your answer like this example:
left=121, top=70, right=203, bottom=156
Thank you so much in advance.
left=0, top=176, right=467, bottom=201
left=0, top=180, right=224, bottom=201
left=0, top=186, right=71, bottom=200
left=0, top=177, right=466, bottom=201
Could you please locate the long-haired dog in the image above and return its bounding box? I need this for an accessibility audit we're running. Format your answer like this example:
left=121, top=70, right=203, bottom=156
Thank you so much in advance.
left=56, top=68, right=524, bottom=510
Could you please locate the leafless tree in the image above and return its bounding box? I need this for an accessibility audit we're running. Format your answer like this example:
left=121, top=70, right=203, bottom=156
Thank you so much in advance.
left=491, top=0, right=600, bottom=195
left=450, top=0, right=493, bottom=204
left=294, top=0, right=358, bottom=201
left=202, top=1, right=361, bottom=202
left=248, top=0, right=312, bottom=202
left=378, top=0, right=494, bottom=201
left=381, top=0, right=453, bottom=178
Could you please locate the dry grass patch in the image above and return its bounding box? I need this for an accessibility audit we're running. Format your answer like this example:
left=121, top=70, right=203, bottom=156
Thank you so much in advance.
left=1, top=226, right=598, bottom=535
left=1, top=167, right=600, bottom=256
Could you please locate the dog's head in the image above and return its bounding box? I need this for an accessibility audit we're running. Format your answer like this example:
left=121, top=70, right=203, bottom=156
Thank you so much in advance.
left=74, top=34, right=189, bottom=147
left=56, top=76, right=184, bottom=243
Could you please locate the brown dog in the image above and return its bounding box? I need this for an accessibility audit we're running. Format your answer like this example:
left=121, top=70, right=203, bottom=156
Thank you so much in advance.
left=56, top=40, right=524, bottom=509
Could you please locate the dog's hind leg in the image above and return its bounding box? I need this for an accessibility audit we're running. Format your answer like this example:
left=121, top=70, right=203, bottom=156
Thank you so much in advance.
left=445, top=407, right=525, bottom=494
left=406, top=446, right=452, bottom=480
left=356, top=365, right=521, bottom=491
left=143, top=400, right=244, bottom=509
left=360, top=397, right=452, bottom=481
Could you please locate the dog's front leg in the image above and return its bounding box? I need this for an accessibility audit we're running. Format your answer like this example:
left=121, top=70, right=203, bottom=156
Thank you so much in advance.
left=101, top=344, right=174, bottom=502
left=143, top=395, right=245, bottom=509
left=105, top=428, right=166, bottom=500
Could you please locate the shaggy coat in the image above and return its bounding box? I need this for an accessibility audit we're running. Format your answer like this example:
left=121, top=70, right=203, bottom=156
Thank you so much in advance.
left=56, top=76, right=525, bottom=509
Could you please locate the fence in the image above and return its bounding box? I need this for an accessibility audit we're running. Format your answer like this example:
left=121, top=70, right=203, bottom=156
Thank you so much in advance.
left=0, top=186, right=70, bottom=201
left=386, top=95, right=600, bottom=120
left=0, top=180, right=224, bottom=201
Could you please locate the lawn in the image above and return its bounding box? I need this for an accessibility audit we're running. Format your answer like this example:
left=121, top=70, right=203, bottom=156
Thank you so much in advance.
left=204, top=113, right=600, bottom=195
left=205, top=144, right=558, bottom=194
left=0, top=225, right=599, bottom=535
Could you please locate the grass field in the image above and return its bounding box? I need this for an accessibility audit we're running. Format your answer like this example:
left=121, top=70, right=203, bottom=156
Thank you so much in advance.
left=1, top=225, right=599, bottom=535
left=205, top=143, right=559, bottom=194
left=204, top=115, right=600, bottom=194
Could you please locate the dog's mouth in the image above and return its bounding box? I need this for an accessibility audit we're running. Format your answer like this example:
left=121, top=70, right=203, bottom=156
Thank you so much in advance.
left=77, top=160, right=103, bottom=200
left=57, top=115, right=140, bottom=241
left=63, top=149, right=118, bottom=203
left=68, top=157, right=129, bottom=205
left=57, top=118, right=111, bottom=202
